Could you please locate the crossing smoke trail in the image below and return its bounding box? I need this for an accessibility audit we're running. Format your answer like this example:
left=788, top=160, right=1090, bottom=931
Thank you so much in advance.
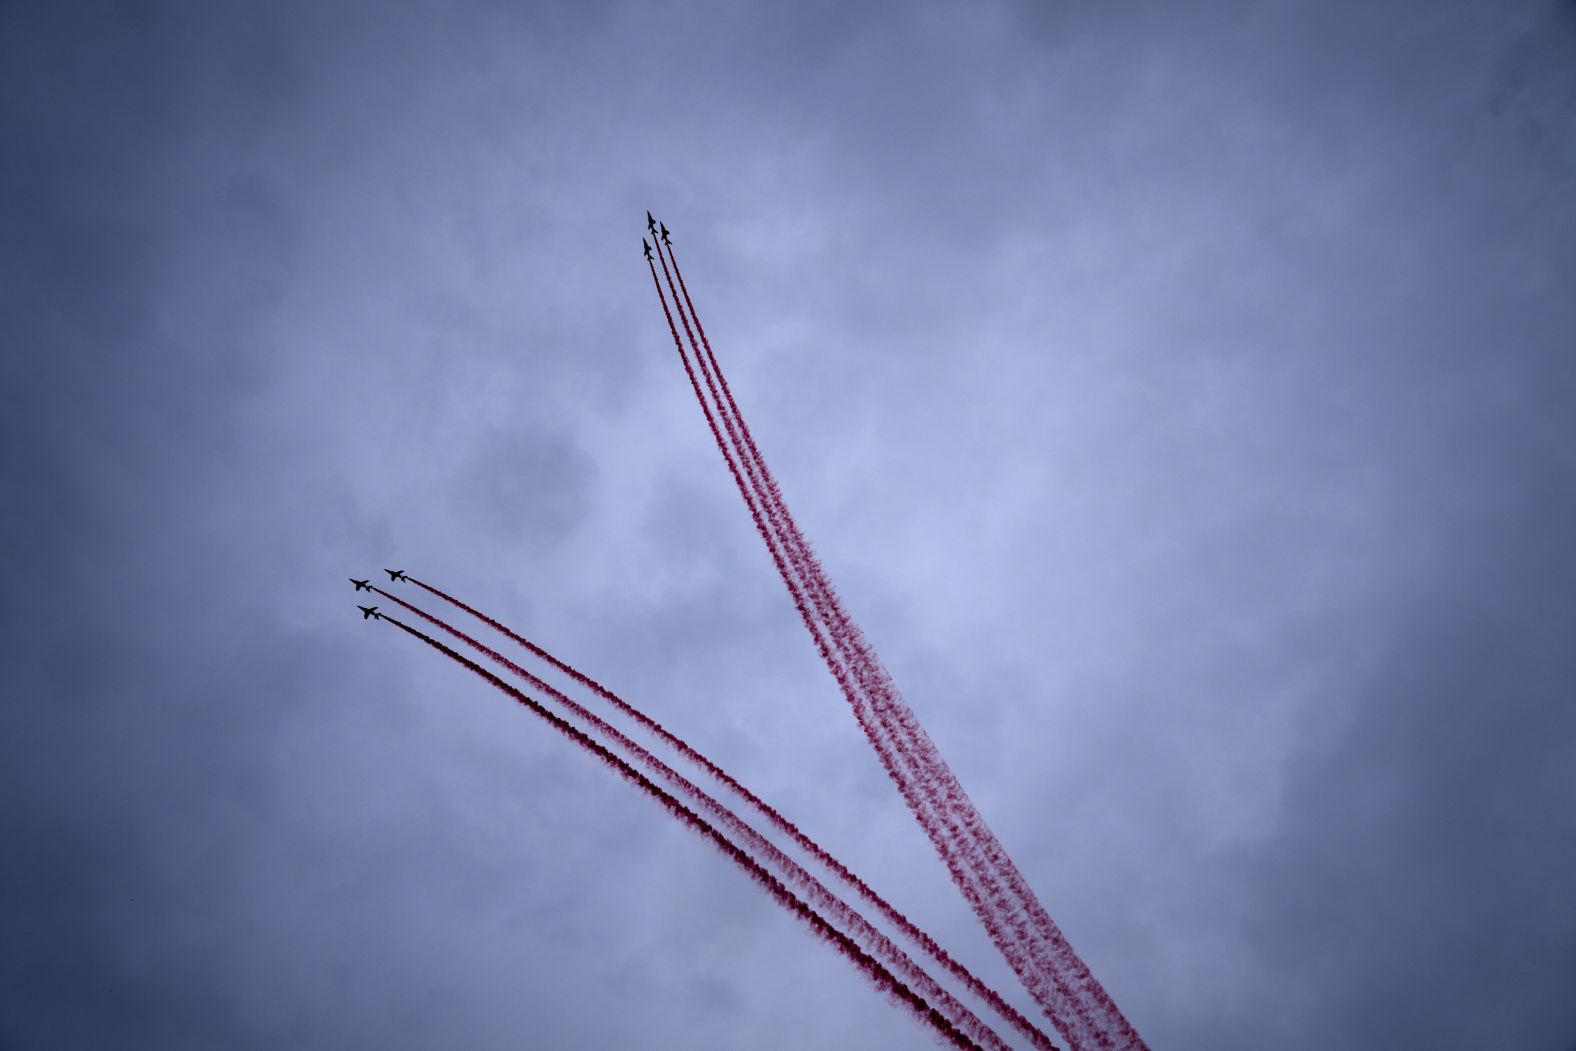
left=375, top=611, right=982, bottom=1051
left=371, top=588, right=1025, bottom=1051
left=655, top=232, right=1148, bottom=1051
left=391, top=579, right=1059, bottom=1051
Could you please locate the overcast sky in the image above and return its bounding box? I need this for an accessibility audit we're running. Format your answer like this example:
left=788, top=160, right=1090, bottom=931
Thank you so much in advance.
left=3, top=1, right=1574, bottom=1048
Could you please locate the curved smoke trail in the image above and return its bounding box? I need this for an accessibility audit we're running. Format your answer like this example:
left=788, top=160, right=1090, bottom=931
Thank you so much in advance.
left=394, top=577, right=1060, bottom=1051
left=378, top=611, right=983, bottom=1051
left=373, top=588, right=1020, bottom=1051
left=650, top=244, right=1070, bottom=1035
left=656, top=232, right=1147, bottom=1051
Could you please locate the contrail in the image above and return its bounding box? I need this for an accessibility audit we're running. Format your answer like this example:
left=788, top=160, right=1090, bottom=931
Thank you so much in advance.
left=385, top=580, right=1060, bottom=1051
left=372, top=590, right=1020, bottom=1050
left=654, top=231, right=1148, bottom=1051
left=375, top=610, right=985, bottom=1051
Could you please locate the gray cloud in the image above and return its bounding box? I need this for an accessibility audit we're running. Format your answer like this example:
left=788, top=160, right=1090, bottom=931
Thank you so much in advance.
left=4, top=0, right=1573, bottom=1047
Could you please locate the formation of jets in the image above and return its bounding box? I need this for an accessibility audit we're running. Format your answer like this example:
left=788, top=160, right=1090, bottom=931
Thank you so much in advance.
left=351, top=574, right=402, bottom=621
left=642, top=213, right=672, bottom=256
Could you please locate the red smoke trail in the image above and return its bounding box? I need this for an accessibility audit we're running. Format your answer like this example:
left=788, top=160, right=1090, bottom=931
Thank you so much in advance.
left=661, top=241, right=1147, bottom=1050
left=373, top=587, right=1020, bottom=1050
left=660, top=240, right=1063, bottom=1010
left=655, top=239, right=1065, bottom=1036
left=655, top=241, right=1054, bottom=1023
left=679, top=322, right=1119, bottom=1051
left=376, top=610, right=983, bottom=1051
left=660, top=242, right=1039, bottom=938
left=643, top=255, right=946, bottom=876
left=391, top=579, right=1060, bottom=1051
left=647, top=251, right=1050, bottom=1020
left=653, top=258, right=1062, bottom=1035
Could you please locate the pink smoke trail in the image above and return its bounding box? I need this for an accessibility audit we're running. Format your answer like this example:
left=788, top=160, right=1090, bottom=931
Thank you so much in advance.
left=641, top=256, right=967, bottom=893
left=644, top=254, right=1053, bottom=1016
left=390, top=580, right=1060, bottom=1051
left=657, top=238, right=1064, bottom=1012
left=652, top=238, right=1061, bottom=1030
left=377, top=610, right=985, bottom=1050
left=373, top=588, right=1023, bottom=1050
left=659, top=235, right=1148, bottom=1051
left=654, top=238, right=1057, bottom=1028
left=665, top=282, right=1109, bottom=1051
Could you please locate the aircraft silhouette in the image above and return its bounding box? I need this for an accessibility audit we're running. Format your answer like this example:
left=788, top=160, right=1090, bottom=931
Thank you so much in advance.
left=646, top=210, right=657, bottom=234
left=349, top=578, right=371, bottom=592
left=385, top=569, right=408, bottom=582
left=358, top=605, right=381, bottom=620
left=659, top=222, right=671, bottom=247
left=643, top=239, right=653, bottom=261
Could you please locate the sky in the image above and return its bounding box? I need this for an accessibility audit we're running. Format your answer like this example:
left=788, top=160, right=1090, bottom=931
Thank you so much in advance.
left=3, top=0, right=1574, bottom=1048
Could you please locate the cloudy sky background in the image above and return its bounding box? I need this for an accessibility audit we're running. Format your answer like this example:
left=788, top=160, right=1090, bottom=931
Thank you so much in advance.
left=4, top=1, right=1574, bottom=1047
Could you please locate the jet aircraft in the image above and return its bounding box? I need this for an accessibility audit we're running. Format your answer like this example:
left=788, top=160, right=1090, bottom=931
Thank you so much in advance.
left=643, top=239, right=653, bottom=260
left=646, top=210, right=657, bottom=233
left=659, top=222, right=671, bottom=246
left=385, top=569, right=408, bottom=582
left=358, top=605, right=381, bottom=620
left=350, top=578, right=371, bottom=592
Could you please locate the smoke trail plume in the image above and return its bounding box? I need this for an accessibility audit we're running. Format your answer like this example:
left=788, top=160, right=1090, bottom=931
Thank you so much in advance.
left=386, top=580, right=1060, bottom=1051
left=377, top=611, right=985, bottom=1050
left=656, top=238, right=1066, bottom=1034
left=375, top=587, right=1020, bottom=1048
left=655, top=234, right=1148, bottom=1050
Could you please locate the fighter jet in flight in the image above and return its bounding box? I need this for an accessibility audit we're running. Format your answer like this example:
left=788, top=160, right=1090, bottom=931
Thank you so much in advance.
left=643, top=239, right=653, bottom=261
left=385, top=569, right=408, bottom=582
left=659, top=222, right=671, bottom=247
left=349, top=578, right=372, bottom=592
left=646, top=210, right=657, bottom=234
left=358, top=605, right=382, bottom=620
